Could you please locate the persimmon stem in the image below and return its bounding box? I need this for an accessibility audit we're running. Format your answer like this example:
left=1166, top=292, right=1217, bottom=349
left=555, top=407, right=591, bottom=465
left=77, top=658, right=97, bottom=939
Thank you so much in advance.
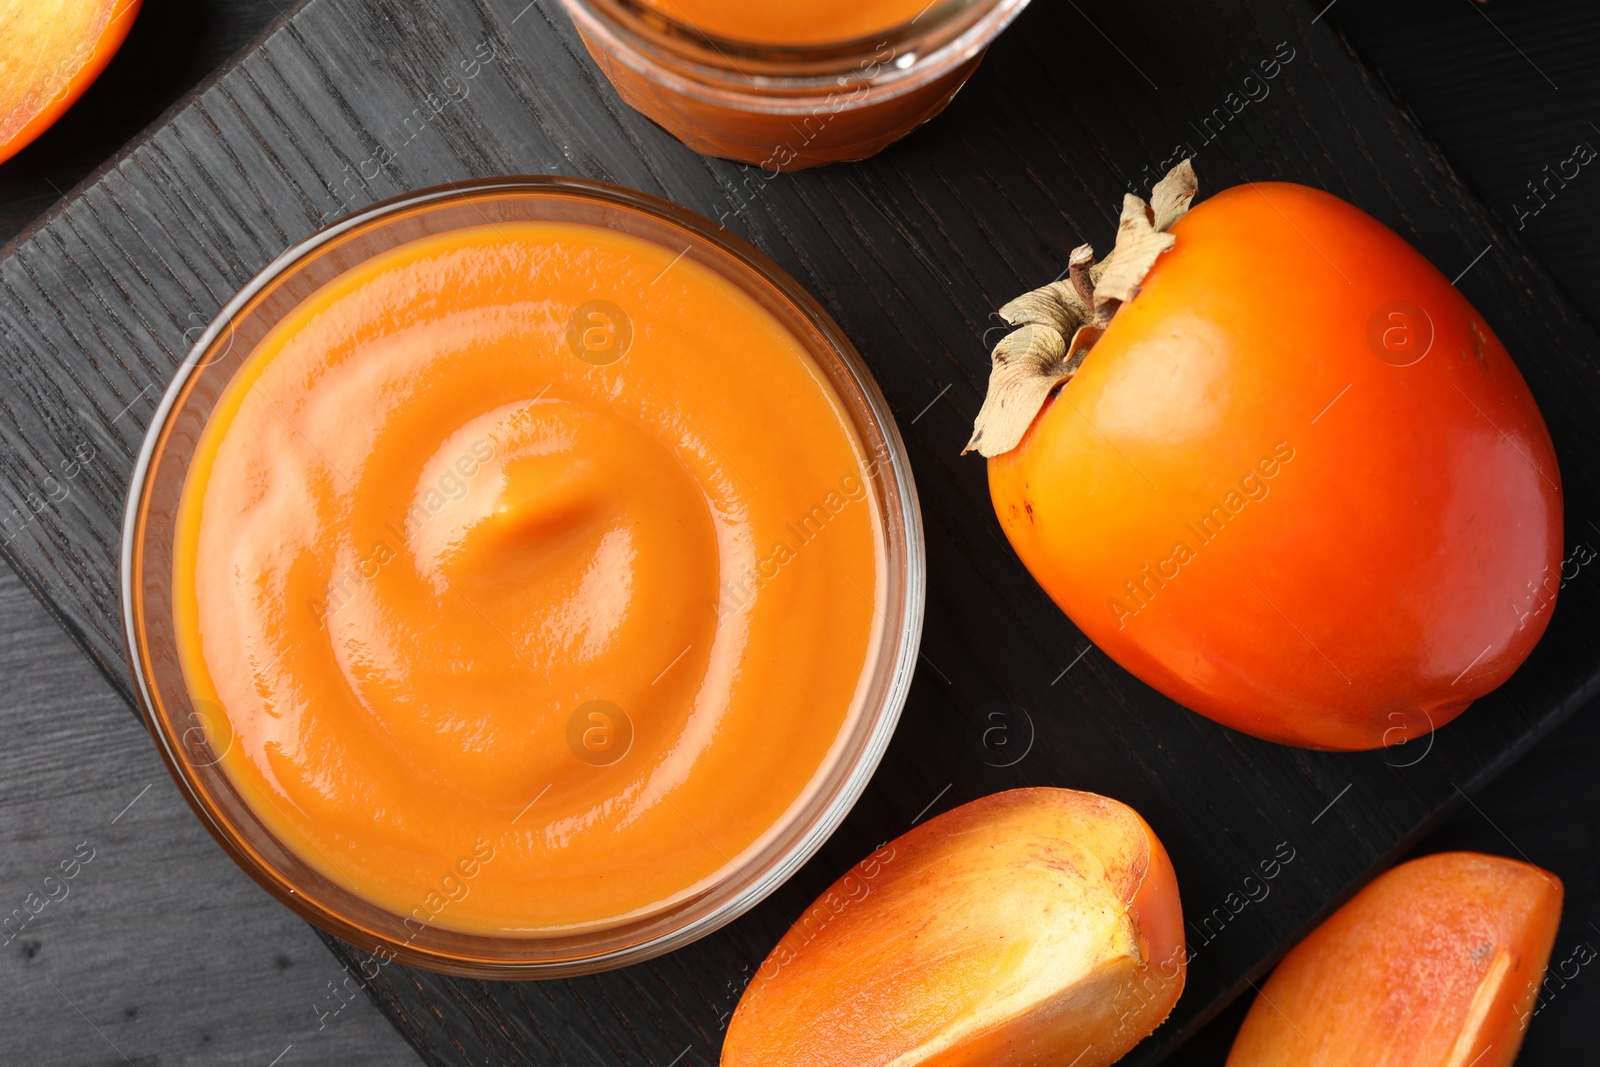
left=963, top=160, right=1199, bottom=458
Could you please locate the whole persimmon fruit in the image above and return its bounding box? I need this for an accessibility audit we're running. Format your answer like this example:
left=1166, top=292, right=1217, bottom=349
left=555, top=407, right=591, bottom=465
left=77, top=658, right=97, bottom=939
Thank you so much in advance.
left=0, top=0, right=142, bottom=165
left=967, top=162, right=1561, bottom=750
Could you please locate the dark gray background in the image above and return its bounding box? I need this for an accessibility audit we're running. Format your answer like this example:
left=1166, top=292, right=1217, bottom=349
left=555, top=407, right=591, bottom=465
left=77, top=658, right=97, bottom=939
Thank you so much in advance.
left=0, top=1, right=1594, bottom=1064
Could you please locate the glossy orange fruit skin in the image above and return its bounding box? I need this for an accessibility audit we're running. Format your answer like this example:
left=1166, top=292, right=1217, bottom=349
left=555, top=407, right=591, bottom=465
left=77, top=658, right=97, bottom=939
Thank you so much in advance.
left=989, top=183, right=1562, bottom=749
left=0, top=0, right=142, bottom=166
left=1226, top=851, right=1563, bottom=1067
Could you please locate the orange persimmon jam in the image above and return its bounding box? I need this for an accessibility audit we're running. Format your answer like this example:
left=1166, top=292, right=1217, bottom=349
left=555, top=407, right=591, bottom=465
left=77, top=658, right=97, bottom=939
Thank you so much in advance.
left=636, top=0, right=931, bottom=45
left=171, top=219, right=884, bottom=935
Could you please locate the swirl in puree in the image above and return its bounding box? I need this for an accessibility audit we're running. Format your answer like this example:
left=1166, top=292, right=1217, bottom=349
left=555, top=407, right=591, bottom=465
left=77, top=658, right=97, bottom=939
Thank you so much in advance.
left=173, top=219, right=883, bottom=934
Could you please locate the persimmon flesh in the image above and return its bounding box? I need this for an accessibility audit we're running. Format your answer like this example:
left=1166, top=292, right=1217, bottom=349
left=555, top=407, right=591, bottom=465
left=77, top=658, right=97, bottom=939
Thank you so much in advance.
left=1227, top=851, right=1563, bottom=1067
left=988, top=182, right=1562, bottom=749
left=0, top=0, right=141, bottom=165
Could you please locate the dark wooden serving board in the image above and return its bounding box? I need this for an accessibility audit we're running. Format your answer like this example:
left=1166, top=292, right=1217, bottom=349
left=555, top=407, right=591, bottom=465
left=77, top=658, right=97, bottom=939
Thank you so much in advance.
left=2, top=0, right=1598, bottom=1062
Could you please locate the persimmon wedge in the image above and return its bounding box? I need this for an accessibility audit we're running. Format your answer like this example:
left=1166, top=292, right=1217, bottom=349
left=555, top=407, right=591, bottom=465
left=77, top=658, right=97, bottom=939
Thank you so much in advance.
left=0, top=0, right=142, bottom=165
left=1227, top=852, right=1563, bottom=1067
left=722, top=788, right=1186, bottom=1067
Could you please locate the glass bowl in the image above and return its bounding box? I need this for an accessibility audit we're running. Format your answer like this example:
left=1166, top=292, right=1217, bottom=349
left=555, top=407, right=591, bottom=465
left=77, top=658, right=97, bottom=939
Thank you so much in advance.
left=120, top=177, right=925, bottom=978
left=557, top=0, right=1034, bottom=169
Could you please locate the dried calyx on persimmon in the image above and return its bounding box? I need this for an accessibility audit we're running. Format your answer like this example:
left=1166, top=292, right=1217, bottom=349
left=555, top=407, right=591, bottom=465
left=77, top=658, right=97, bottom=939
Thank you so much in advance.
left=965, top=160, right=1197, bottom=458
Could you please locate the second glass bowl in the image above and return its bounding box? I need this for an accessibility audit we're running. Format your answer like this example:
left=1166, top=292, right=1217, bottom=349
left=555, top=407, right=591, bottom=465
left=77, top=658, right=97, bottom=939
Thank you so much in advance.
left=558, top=0, right=1034, bottom=168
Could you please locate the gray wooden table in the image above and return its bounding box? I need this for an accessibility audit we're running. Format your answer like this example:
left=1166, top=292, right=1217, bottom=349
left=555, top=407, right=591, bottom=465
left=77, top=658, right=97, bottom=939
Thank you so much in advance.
left=2, top=0, right=1599, bottom=1064
left=0, top=565, right=420, bottom=1065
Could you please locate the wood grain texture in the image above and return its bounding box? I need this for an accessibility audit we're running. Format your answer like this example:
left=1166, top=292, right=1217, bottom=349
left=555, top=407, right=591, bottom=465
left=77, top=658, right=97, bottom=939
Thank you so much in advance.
left=1332, top=0, right=1600, bottom=331
left=0, top=0, right=1597, bottom=1064
left=0, top=566, right=422, bottom=1067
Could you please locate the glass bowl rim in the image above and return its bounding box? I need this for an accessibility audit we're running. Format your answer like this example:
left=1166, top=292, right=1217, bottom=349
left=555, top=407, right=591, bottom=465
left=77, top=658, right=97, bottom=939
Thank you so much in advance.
left=119, top=175, right=927, bottom=977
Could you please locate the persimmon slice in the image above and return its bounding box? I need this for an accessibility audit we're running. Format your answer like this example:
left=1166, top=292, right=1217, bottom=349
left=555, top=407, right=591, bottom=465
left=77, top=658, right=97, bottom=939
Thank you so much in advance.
left=0, top=0, right=142, bottom=164
left=723, top=789, right=1187, bottom=1067
left=1227, top=852, right=1563, bottom=1067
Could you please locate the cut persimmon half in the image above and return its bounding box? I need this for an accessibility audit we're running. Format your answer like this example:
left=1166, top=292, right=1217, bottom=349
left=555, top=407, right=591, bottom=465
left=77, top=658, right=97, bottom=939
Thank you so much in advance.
left=722, top=789, right=1187, bottom=1067
left=1227, top=851, right=1563, bottom=1067
left=0, top=0, right=142, bottom=165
